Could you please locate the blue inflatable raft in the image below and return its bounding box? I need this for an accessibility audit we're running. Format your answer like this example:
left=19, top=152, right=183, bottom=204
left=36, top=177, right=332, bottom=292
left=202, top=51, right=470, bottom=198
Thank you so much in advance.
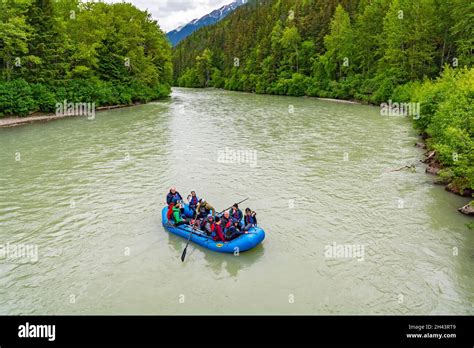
left=161, top=205, right=265, bottom=253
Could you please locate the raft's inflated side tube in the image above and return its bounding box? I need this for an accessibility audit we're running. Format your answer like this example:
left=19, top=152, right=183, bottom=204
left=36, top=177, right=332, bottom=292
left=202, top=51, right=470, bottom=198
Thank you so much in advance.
left=161, top=205, right=265, bottom=253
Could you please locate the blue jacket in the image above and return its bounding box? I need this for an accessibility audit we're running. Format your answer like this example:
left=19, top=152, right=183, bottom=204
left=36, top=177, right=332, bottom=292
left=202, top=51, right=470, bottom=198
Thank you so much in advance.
left=244, top=214, right=257, bottom=225
left=230, top=208, right=243, bottom=222
left=189, top=196, right=198, bottom=207
left=166, top=191, right=183, bottom=205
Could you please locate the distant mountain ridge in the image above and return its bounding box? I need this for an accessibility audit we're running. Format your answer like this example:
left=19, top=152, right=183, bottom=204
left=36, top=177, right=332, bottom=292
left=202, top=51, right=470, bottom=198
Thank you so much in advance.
left=166, top=0, right=246, bottom=46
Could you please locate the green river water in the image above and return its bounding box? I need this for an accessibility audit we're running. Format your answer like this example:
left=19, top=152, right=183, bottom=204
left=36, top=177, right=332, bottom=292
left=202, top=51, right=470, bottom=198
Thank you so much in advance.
left=0, top=87, right=472, bottom=314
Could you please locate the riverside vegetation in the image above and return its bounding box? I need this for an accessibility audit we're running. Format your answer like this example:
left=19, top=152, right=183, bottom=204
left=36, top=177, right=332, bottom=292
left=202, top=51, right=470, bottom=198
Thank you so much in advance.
left=172, top=0, right=473, bottom=212
left=0, top=0, right=172, bottom=117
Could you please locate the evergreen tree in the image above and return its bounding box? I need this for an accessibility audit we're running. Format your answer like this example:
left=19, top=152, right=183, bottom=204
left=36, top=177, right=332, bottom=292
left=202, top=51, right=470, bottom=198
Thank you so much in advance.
left=0, top=0, right=32, bottom=81
left=322, top=4, right=354, bottom=80
left=195, top=49, right=213, bottom=87
left=24, top=0, right=68, bottom=83
left=450, top=0, right=474, bottom=67
left=378, top=0, right=411, bottom=83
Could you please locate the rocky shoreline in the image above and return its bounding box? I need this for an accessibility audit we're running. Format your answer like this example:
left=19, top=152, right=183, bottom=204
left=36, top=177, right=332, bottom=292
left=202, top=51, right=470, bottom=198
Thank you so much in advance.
left=418, top=142, right=473, bottom=217
left=458, top=202, right=474, bottom=216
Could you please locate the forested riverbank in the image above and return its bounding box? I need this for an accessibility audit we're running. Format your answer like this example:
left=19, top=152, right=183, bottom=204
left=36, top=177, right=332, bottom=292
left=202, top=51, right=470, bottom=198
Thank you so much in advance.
left=173, top=0, right=473, bottom=208
left=0, top=0, right=172, bottom=117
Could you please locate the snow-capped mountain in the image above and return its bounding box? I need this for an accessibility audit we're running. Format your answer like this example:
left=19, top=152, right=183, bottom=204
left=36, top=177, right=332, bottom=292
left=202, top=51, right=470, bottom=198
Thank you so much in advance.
left=167, top=0, right=247, bottom=47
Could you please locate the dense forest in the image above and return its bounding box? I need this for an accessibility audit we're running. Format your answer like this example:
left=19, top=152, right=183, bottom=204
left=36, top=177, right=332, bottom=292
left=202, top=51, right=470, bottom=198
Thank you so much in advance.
left=0, top=0, right=172, bottom=116
left=174, top=0, right=473, bottom=195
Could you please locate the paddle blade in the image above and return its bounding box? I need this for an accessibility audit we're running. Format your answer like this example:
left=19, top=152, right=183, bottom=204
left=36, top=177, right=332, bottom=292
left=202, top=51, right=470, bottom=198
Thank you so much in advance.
left=181, top=247, right=187, bottom=262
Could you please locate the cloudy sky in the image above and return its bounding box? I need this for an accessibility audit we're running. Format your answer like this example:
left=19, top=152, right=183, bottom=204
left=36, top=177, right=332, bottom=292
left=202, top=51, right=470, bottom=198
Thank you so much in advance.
left=104, top=0, right=234, bottom=32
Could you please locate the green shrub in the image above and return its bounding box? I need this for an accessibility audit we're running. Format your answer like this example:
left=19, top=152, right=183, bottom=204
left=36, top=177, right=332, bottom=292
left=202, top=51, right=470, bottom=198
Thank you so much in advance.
left=369, top=75, right=396, bottom=104
left=391, top=81, right=421, bottom=103
left=410, top=67, right=474, bottom=191
left=287, top=73, right=309, bottom=96
left=0, top=79, right=37, bottom=116
left=0, top=77, right=172, bottom=117
left=30, top=83, right=57, bottom=112
left=177, top=68, right=201, bottom=88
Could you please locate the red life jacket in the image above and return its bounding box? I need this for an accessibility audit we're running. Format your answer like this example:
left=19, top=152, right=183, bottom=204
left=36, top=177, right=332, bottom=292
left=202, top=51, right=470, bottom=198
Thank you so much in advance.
left=222, top=217, right=232, bottom=229
left=167, top=203, right=174, bottom=221
left=212, top=223, right=225, bottom=242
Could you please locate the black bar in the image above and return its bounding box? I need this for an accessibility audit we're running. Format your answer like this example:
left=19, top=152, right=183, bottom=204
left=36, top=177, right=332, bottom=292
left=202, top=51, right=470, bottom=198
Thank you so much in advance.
left=0, top=315, right=472, bottom=346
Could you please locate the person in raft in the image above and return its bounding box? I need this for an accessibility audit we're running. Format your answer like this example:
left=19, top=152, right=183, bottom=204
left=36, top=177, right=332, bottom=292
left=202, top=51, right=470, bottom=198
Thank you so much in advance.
left=224, top=217, right=247, bottom=241
left=212, top=216, right=226, bottom=242
left=166, top=186, right=183, bottom=205
left=220, top=210, right=232, bottom=229
left=187, top=190, right=199, bottom=216
left=219, top=210, right=242, bottom=240
left=198, top=215, right=224, bottom=241
left=172, top=201, right=189, bottom=227
left=196, top=198, right=215, bottom=219
left=201, top=214, right=214, bottom=235
left=229, top=203, right=244, bottom=229
left=243, top=208, right=257, bottom=231
left=166, top=196, right=179, bottom=223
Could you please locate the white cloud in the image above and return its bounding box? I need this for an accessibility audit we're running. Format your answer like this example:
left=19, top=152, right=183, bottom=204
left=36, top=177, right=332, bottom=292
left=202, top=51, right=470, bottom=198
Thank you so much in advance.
left=102, top=0, right=234, bottom=32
